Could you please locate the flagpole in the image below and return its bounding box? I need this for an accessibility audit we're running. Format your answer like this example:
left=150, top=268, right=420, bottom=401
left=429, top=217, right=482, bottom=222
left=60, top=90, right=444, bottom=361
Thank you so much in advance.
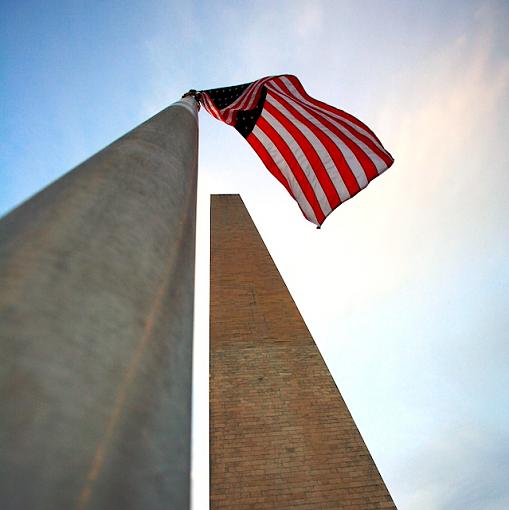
left=0, top=96, right=199, bottom=509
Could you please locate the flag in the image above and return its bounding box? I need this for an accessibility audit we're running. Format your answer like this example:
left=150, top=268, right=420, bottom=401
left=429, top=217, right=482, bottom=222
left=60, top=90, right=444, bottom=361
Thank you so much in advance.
left=199, top=74, right=394, bottom=226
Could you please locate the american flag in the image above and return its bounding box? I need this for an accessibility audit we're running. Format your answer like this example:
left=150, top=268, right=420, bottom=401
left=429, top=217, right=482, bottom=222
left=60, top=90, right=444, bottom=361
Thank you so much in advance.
left=199, top=74, right=394, bottom=226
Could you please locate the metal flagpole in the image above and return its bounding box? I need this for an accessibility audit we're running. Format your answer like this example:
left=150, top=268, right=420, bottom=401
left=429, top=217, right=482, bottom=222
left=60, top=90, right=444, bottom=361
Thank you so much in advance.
left=0, top=96, right=199, bottom=509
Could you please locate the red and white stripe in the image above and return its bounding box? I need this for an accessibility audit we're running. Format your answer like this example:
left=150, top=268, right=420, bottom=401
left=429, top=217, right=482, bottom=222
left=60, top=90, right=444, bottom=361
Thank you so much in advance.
left=201, top=92, right=223, bottom=121
left=202, top=75, right=393, bottom=226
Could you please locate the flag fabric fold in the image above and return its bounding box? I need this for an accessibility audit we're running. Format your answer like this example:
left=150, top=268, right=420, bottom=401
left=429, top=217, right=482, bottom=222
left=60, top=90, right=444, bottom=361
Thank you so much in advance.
left=199, top=74, right=394, bottom=226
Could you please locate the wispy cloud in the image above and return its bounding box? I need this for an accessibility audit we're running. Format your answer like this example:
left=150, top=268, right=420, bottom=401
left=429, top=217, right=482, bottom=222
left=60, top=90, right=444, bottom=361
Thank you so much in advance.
left=399, top=425, right=509, bottom=510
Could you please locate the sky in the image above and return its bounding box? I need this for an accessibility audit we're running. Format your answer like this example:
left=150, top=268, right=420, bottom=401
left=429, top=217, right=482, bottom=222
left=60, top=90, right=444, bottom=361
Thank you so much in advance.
left=2, top=0, right=509, bottom=508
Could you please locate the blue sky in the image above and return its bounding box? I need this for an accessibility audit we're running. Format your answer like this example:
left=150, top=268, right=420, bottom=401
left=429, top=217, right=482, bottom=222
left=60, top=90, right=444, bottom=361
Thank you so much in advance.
left=2, top=1, right=509, bottom=508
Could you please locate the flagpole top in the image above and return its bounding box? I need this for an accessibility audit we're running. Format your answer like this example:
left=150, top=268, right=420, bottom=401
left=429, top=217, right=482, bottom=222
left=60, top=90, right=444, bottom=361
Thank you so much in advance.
left=182, top=90, right=202, bottom=110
